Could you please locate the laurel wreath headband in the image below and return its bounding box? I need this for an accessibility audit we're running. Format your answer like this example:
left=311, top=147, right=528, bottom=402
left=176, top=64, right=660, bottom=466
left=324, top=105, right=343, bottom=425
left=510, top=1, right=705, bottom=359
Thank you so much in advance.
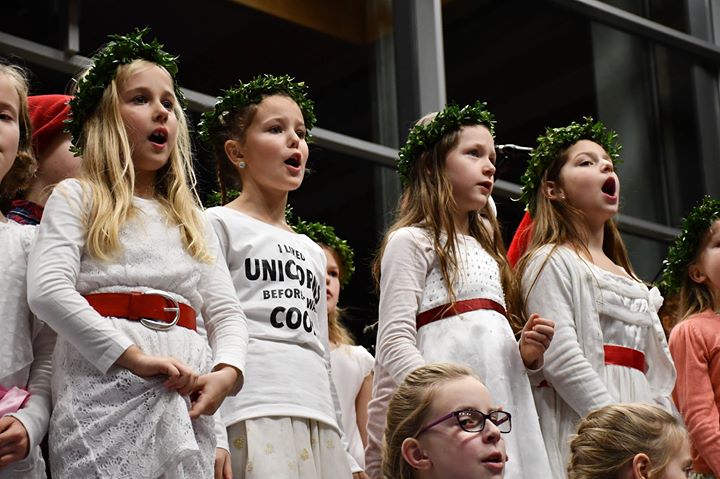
left=66, top=27, right=184, bottom=155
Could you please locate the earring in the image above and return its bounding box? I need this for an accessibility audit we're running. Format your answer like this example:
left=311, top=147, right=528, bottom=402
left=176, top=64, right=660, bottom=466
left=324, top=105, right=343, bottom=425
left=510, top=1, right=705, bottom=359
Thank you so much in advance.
left=238, top=161, right=246, bottom=169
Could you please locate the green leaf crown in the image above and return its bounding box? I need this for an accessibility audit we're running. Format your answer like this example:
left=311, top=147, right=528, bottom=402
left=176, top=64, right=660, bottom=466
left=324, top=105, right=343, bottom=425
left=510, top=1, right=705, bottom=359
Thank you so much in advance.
left=197, top=74, right=316, bottom=145
left=661, top=196, right=720, bottom=294
left=292, top=219, right=355, bottom=287
left=65, top=27, right=184, bottom=155
left=520, top=117, right=622, bottom=215
left=397, top=101, right=496, bottom=186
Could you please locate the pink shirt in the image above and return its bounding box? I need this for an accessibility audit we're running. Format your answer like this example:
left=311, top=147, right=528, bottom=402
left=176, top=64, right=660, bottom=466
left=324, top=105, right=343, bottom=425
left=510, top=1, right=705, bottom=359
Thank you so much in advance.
left=669, top=309, right=720, bottom=475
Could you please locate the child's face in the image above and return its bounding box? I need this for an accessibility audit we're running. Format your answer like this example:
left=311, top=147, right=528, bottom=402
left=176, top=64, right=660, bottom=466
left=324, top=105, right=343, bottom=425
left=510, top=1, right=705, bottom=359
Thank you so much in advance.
left=323, top=246, right=341, bottom=316
left=692, top=219, right=720, bottom=300
left=416, top=376, right=507, bottom=479
left=118, top=64, right=178, bottom=181
left=556, top=139, right=619, bottom=225
left=37, top=133, right=81, bottom=184
left=0, top=73, right=21, bottom=184
left=236, top=95, right=308, bottom=193
left=444, top=125, right=496, bottom=216
left=657, top=435, right=692, bottom=479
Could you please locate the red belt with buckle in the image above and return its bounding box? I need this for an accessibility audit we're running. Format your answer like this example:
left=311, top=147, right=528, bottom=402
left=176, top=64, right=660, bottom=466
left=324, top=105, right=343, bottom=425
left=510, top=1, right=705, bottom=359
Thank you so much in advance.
left=416, top=298, right=507, bottom=330
left=84, top=291, right=196, bottom=331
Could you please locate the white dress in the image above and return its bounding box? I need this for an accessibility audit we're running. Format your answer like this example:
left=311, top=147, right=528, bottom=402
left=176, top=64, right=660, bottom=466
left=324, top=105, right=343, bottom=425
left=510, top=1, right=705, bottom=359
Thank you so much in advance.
left=0, top=221, right=54, bottom=479
left=523, top=244, right=675, bottom=478
left=27, top=180, right=248, bottom=479
left=330, top=344, right=374, bottom=469
left=365, top=227, right=552, bottom=479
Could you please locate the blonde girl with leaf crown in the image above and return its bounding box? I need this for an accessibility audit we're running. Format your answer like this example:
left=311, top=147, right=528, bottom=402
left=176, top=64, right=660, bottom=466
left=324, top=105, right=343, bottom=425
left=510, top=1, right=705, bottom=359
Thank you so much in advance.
left=0, top=60, right=55, bottom=479
left=26, top=29, right=248, bottom=478
left=293, top=219, right=374, bottom=470
left=200, top=75, right=365, bottom=479
left=664, top=197, right=720, bottom=478
left=515, top=118, right=676, bottom=477
left=365, top=102, right=554, bottom=479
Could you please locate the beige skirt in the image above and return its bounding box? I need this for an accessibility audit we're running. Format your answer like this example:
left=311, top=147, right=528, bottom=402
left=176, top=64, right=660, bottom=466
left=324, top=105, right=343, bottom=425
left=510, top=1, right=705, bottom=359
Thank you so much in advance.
left=228, top=416, right=353, bottom=479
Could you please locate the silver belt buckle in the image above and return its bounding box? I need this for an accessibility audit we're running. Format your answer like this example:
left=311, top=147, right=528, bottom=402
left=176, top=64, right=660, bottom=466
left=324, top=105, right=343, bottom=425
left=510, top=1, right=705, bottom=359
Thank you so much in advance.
left=140, top=289, right=180, bottom=331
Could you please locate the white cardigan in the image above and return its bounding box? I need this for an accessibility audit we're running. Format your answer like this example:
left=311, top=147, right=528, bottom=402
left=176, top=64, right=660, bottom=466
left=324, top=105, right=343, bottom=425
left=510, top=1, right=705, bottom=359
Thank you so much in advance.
left=522, top=244, right=675, bottom=475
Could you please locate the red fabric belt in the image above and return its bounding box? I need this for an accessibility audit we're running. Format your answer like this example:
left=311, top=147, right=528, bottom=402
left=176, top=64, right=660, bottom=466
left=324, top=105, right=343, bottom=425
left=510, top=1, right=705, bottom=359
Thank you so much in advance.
left=84, top=292, right=197, bottom=331
left=603, top=344, right=647, bottom=373
left=416, top=298, right=507, bottom=330
left=537, top=344, right=646, bottom=388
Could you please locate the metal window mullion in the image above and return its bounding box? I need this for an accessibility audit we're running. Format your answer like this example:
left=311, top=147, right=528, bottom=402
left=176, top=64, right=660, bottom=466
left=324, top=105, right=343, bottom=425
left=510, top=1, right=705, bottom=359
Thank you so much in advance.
left=547, top=0, right=720, bottom=65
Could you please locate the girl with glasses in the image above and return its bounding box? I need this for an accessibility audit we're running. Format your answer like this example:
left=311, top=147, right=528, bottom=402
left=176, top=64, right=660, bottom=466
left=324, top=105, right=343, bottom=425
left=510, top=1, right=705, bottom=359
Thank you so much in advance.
left=383, top=362, right=508, bottom=479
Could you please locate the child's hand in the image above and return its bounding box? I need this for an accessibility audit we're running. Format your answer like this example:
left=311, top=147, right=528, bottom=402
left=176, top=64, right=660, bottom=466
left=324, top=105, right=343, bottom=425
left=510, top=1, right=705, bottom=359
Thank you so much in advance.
left=519, top=314, right=555, bottom=369
left=188, top=366, right=241, bottom=419
left=353, top=472, right=370, bottom=479
left=115, top=345, right=199, bottom=392
left=0, top=416, right=30, bottom=467
left=214, top=447, right=232, bottom=479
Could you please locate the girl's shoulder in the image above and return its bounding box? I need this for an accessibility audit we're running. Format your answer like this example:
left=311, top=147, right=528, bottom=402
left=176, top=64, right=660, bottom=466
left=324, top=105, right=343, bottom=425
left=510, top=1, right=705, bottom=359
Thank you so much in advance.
left=669, top=310, right=720, bottom=346
left=0, top=220, right=37, bottom=254
left=387, top=225, right=432, bottom=248
left=525, top=243, right=578, bottom=271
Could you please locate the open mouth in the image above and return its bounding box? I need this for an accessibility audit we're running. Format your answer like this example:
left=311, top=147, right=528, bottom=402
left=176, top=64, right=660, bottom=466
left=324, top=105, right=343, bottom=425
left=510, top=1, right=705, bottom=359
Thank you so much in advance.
left=482, top=452, right=504, bottom=464
left=478, top=180, right=493, bottom=191
left=601, top=177, right=616, bottom=196
left=284, top=155, right=301, bottom=168
left=149, top=129, right=168, bottom=145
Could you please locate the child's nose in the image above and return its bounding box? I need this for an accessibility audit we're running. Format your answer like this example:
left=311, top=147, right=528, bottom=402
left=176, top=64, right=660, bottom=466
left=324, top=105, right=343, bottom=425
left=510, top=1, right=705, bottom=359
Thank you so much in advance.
left=483, top=419, right=502, bottom=443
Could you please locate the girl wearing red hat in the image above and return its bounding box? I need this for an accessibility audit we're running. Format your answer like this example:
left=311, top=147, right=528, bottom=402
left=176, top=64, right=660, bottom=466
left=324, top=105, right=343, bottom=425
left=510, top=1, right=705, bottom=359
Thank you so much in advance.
left=7, top=94, right=80, bottom=225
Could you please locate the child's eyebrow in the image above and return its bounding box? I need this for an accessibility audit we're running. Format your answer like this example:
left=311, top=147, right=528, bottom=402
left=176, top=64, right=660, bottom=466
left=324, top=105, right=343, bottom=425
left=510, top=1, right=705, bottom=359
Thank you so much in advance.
left=0, top=100, right=18, bottom=113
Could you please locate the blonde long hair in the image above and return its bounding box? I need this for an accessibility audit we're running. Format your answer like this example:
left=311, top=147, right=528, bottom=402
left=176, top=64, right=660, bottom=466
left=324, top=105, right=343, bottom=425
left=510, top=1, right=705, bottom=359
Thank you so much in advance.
left=382, top=363, right=477, bottom=479
left=568, top=403, right=687, bottom=479
left=0, top=61, right=35, bottom=198
left=373, top=116, right=524, bottom=332
left=516, top=142, right=637, bottom=298
left=73, top=60, right=210, bottom=262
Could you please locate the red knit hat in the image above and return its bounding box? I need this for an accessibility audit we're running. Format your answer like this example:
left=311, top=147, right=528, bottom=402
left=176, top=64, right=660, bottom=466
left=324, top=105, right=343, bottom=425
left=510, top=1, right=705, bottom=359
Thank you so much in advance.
left=28, top=95, right=72, bottom=157
left=507, top=211, right=534, bottom=267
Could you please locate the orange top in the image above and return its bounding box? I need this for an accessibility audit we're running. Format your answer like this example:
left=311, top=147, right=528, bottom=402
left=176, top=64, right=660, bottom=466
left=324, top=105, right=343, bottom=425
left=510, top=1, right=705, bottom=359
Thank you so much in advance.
left=669, top=309, right=720, bottom=475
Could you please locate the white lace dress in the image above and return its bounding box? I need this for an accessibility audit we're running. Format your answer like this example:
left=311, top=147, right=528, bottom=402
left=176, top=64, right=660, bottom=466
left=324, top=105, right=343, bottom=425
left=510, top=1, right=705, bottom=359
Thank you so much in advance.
left=27, top=180, right=248, bottom=479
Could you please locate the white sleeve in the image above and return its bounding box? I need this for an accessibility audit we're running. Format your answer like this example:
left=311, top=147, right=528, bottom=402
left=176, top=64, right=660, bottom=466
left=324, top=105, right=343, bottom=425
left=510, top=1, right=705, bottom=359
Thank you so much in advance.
left=199, top=223, right=248, bottom=395
left=523, top=250, right=613, bottom=417
left=375, top=228, right=429, bottom=385
left=8, top=317, right=56, bottom=451
left=357, top=346, right=375, bottom=378
left=26, top=180, right=134, bottom=373
left=214, top=409, right=229, bottom=452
